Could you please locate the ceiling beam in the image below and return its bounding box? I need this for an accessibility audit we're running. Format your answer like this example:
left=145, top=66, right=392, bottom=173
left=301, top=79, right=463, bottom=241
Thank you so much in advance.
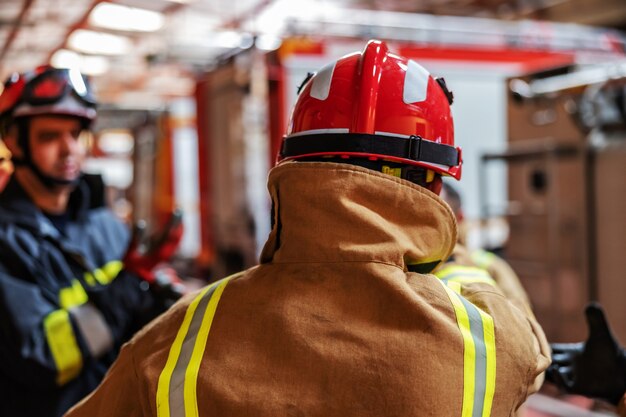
left=0, top=0, right=36, bottom=70
left=220, top=0, right=275, bottom=30
left=45, top=0, right=106, bottom=64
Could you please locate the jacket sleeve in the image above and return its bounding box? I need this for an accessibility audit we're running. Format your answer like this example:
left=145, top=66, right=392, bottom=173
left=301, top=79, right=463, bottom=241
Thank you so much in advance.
left=434, top=260, right=551, bottom=400
left=0, top=266, right=91, bottom=388
left=462, top=282, right=551, bottom=398
left=85, top=269, right=163, bottom=346
left=470, top=249, right=534, bottom=318
left=63, top=342, right=144, bottom=417
left=0, top=258, right=161, bottom=389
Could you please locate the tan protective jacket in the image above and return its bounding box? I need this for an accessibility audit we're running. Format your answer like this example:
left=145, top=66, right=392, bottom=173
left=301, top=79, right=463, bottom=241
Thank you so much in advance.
left=65, top=162, right=550, bottom=417
left=442, top=244, right=535, bottom=322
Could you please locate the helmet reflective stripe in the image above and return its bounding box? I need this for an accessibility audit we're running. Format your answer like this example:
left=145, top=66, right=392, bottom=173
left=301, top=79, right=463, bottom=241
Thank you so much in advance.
left=310, top=61, right=336, bottom=100
left=68, top=68, right=88, bottom=96
left=289, top=128, right=349, bottom=137
left=403, top=60, right=430, bottom=104
left=13, top=94, right=97, bottom=120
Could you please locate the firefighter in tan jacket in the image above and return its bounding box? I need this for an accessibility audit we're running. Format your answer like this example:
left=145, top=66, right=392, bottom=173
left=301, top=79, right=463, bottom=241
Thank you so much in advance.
left=436, top=182, right=544, bottom=417
left=436, top=181, right=535, bottom=319
left=65, top=40, right=550, bottom=417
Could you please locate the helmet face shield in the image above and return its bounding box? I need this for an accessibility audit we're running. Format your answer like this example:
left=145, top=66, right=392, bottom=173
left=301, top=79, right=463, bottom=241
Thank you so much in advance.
left=24, top=68, right=96, bottom=107
left=0, top=66, right=97, bottom=126
left=279, top=39, right=463, bottom=180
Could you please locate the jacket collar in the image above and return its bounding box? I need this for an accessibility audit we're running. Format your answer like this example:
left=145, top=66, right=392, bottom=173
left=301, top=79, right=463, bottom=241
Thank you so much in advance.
left=0, top=175, right=92, bottom=236
left=260, top=162, right=457, bottom=272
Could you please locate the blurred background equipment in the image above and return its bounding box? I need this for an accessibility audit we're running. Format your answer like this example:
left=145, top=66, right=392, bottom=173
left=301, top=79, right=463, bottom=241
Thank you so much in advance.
left=0, top=0, right=622, bottom=294
left=2, top=0, right=624, bottom=297
left=1, top=0, right=625, bottom=345
left=122, top=208, right=188, bottom=304
left=481, top=61, right=626, bottom=345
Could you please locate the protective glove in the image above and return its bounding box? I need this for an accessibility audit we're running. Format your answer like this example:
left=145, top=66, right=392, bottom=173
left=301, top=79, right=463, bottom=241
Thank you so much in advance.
left=546, top=303, right=626, bottom=405
left=123, top=209, right=187, bottom=302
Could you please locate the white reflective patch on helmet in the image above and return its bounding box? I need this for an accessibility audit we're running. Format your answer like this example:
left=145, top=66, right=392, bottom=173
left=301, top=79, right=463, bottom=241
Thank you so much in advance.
left=13, top=95, right=96, bottom=120
left=68, top=68, right=87, bottom=96
left=310, top=61, right=336, bottom=100
left=288, top=128, right=350, bottom=137
left=403, top=60, right=430, bottom=104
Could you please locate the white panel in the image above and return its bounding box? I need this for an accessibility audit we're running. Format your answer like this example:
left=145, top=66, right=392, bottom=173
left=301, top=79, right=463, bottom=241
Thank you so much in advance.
left=430, top=67, right=508, bottom=232
left=171, top=99, right=201, bottom=257
left=403, top=60, right=430, bottom=103
left=310, top=61, right=335, bottom=100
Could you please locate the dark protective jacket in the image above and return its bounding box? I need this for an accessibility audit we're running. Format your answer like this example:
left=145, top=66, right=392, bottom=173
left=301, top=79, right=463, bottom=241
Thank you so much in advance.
left=0, top=175, right=159, bottom=417
left=66, top=162, right=550, bottom=417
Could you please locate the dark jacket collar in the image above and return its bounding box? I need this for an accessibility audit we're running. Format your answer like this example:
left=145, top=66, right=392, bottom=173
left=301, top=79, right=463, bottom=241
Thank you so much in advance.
left=0, top=174, right=100, bottom=235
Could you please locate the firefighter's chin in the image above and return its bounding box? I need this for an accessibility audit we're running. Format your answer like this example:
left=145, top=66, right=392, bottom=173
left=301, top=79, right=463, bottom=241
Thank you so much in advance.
left=56, top=161, right=80, bottom=179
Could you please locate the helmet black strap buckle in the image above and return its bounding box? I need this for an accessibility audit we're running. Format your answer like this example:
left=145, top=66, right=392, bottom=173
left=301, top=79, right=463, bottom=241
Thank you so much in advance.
left=407, top=135, right=423, bottom=161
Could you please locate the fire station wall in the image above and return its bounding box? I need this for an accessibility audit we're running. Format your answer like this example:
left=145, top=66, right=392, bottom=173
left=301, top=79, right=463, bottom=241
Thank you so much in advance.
left=507, top=94, right=588, bottom=342
left=506, top=87, right=626, bottom=343
left=595, top=143, right=626, bottom=345
left=506, top=155, right=589, bottom=342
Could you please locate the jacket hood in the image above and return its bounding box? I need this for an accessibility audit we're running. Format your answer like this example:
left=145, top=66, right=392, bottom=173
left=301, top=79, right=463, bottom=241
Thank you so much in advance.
left=260, top=161, right=457, bottom=272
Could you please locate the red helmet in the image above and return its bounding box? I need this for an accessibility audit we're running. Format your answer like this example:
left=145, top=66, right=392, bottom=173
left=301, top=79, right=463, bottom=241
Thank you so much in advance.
left=0, top=65, right=97, bottom=129
left=279, top=40, right=462, bottom=180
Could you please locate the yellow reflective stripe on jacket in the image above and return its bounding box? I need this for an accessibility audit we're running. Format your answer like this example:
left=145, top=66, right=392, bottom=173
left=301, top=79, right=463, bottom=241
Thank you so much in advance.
left=59, top=279, right=88, bottom=309
left=435, top=265, right=497, bottom=288
left=102, top=260, right=123, bottom=282
left=84, top=260, right=123, bottom=286
left=470, top=249, right=497, bottom=270
left=43, top=309, right=83, bottom=385
left=156, top=274, right=238, bottom=417
left=435, top=279, right=496, bottom=417
left=53, top=260, right=122, bottom=382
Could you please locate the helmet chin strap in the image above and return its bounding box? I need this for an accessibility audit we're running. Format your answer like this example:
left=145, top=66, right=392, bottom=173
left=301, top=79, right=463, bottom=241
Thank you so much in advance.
left=15, top=120, right=80, bottom=190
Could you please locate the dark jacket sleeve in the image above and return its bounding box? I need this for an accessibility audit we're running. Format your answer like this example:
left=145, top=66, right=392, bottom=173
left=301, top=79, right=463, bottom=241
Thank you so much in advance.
left=0, top=265, right=89, bottom=388
left=85, top=269, right=162, bottom=346
left=0, top=211, right=164, bottom=389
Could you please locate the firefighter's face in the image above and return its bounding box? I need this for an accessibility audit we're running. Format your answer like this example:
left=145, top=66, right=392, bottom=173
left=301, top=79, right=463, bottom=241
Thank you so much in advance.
left=27, top=116, right=85, bottom=183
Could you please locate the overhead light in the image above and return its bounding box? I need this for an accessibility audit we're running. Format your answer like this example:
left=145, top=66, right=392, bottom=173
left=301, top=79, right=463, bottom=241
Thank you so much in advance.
left=253, top=0, right=340, bottom=34
left=51, top=49, right=111, bottom=76
left=256, top=35, right=282, bottom=51
left=68, top=29, right=131, bottom=55
left=97, top=130, right=134, bottom=155
left=90, top=3, right=165, bottom=32
left=213, top=31, right=244, bottom=49
left=51, top=49, right=81, bottom=69
left=81, top=56, right=110, bottom=76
